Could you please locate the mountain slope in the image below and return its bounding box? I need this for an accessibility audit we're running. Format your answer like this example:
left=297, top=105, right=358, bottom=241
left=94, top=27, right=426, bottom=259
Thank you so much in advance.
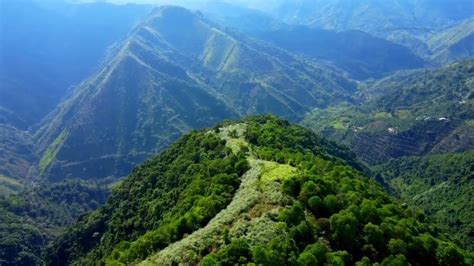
left=0, top=0, right=151, bottom=128
left=196, top=3, right=426, bottom=80
left=48, top=116, right=471, bottom=265
left=35, top=6, right=356, bottom=182
left=302, top=59, right=474, bottom=164
left=240, top=0, right=473, bottom=63
left=373, top=150, right=474, bottom=250
left=0, top=125, right=37, bottom=195
left=252, top=26, right=425, bottom=79
left=0, top=180, right=109, bottom=265
left=428, top=19, right=474, bottom=64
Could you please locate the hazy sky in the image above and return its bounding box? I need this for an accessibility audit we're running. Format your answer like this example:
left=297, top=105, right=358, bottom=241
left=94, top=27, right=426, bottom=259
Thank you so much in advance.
left=68, top=0, right=282, bottom=11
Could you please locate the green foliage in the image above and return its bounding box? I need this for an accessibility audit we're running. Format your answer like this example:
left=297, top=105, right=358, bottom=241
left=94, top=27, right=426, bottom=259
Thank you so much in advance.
left=48, top=130, right=249, bottom=264
left=0, top=179, right=108, bottom=265
left=48, top=116, right=472, bottom=265
left=387, top=239, right=407, bottom=255
left=0, top=125, right=36, bottom=196
left=39, top=130, right=68, bottom=173
left=381, top=254, right=409, bottom=266
left=299, top=242, right=328, bottom=265
left=213, top=239, right=251, bottom=265
left=436, top=241, right=465, bottom=266
left=374, top=150, right=474, bottom=250
left=279, top=203, right=305, bottom=226
left=307, top=196, right=323, bottom=215
left=194, top=117, right=471, bottom=265
left=302, top=59, right=474, bottom=164
left=329, top=210, right=358, bottom=247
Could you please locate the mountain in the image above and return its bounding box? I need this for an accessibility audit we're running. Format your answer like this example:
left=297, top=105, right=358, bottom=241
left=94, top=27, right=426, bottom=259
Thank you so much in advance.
left=373, top=150, right=474, bottom=250
left=34, top=6, right=356, bottom=182
left=304, top=0, right=473, bottom=35
left=239, top=0, right=472, bottom=33
left=193, top=1, right=286, bottom=33
left=252, top=26, right=426, bottom=80
left=47, top=116, right=471, bottom=265
left=0, top=0, right=153, bottom=195
left=428, top=19, right=474, bottom=64
left=302, top=59, right=474, bottom=164
left=192, top=3, right=426, bottom=80
left=0, top=0, right=151, bottom=128
left=236, top=0, right=473, bottom=64
left=0, top=179, right=109, bottom=265
left=0, top=125, right=37, bottom=195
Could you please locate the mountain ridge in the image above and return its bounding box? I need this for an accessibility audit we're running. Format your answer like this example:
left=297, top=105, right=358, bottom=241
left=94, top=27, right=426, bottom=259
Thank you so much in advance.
left=34, top=5, right=356, bottom=182
left=47, top=116, right=472, bottom=265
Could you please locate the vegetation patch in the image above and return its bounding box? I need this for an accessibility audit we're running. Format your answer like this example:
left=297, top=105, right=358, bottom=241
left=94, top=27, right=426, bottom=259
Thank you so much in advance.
left=47, top=116, right=473, bottom=265
left=39, top=130, right=68, bottom=173
left=374, top=150, right=474, bottom=250
left=0, top=175, right=23, bottom=196
left=331, top=121, right=347, bottom=130
left=260, top=160, right=297, bottom=183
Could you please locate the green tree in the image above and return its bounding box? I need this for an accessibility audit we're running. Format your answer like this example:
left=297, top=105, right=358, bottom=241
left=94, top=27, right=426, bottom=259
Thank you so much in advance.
left=387, top=239, right=407, bottom=255
left=308, top=196, right=323, bottom=216
left=323, top=195, right=341, bottom=215
left=303, top=242, right=328, bottom=265
left=359, top=199, right=380, bottom=224
left=280, top=203, right=305, bottom=226
left=436, top=242, right=464, bottom=266
left=297, top=252, right=317, bottom=266
left=299, top=181, right=318, bottom=204
left=329, top=210, right=358, bottom=247
left=381, top=254, right=409, bottom=266
left=215, top=239, right=251, bottom=265
left=363, top=223, right=385, bottom=249
left=355, top=256, right=371, bottom=266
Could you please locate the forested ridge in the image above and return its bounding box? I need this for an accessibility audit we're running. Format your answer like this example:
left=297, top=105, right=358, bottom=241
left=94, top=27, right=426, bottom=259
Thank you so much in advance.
left=47, top=116, right=472, bottom=265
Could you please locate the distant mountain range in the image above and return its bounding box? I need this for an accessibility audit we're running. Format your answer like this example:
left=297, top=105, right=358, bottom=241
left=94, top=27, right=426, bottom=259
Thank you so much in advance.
left=235, top=0, right=473, bottom=65
left=251, top=26, right=425, bottom=79
left=33, top=6, right=356, bottom=182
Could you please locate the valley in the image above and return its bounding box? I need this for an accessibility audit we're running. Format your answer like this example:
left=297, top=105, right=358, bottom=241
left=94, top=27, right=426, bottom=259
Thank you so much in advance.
left=0, top=0, right=473, bottom=265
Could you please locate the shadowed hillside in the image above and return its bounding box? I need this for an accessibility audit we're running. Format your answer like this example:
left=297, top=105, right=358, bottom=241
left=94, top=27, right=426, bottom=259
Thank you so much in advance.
left=34, top=6, right=356, bottom=182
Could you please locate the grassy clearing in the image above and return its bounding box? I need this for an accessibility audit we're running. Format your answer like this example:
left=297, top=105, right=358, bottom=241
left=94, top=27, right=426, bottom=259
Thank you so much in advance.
left=331, top=121, right=346, bottom=130
left=260, top=160, right=297, bottom=183
left=396, top=110, right=412, bottom=120
left=374, top=112, right=392, bottom=119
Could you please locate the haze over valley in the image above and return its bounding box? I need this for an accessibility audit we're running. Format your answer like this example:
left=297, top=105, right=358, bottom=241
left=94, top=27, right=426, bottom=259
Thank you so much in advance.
left=0, top=0, right=473, bottom=265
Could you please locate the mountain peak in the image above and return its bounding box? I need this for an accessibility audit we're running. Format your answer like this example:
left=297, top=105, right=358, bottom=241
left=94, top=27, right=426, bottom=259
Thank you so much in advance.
left=147, top=5, right=198, bottom=22
left=34, top=5, right=355, bottom=181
